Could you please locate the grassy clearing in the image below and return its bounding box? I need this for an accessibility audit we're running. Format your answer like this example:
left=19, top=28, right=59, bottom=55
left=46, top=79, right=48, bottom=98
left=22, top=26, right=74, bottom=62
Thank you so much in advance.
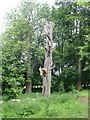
left=1, top=90, right=88, bottom=118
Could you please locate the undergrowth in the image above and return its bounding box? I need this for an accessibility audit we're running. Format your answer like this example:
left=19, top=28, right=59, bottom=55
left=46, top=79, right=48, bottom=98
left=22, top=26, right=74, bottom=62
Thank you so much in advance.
left=1, top=90, right=88, bottom=118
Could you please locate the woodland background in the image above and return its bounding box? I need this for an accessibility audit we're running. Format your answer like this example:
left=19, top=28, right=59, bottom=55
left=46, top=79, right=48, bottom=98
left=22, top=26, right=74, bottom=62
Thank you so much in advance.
left=0, top=0, right=90, bottom=118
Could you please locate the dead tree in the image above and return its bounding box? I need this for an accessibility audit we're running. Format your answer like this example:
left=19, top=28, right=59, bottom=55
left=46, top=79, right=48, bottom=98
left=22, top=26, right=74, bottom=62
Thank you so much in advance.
left=39, top=21, right=55, bottom=97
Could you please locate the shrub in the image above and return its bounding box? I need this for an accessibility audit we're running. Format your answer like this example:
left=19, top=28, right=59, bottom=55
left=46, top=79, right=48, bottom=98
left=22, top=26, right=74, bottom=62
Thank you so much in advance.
left=60, top=66, right=79, bottom=91
left=46, top=106, right=60, bottom=117
left=51, top=76, right=60, bottom=92
left=2, top=40, right=26, bottom=99
left=2, top=95, right=10, bottom=101
left=58, top=81, right=65, bottom=93
left=2, top=76, right=25, bottom=99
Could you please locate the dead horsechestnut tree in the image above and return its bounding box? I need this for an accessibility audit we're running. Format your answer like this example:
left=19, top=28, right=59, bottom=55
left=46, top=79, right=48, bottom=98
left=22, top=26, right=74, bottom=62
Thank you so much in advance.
left=39, top=21, right=55, bottom=97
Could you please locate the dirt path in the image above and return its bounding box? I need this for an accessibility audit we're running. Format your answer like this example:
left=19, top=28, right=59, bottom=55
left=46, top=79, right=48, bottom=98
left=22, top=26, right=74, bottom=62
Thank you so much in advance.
left=79, top=96, right=88, bottom=104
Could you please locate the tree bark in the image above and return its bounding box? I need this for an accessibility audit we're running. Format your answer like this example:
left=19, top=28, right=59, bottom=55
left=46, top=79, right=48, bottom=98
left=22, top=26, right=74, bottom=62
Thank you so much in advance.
left=26, top=38, right=32, bottom=93
left=26, top=58, right=32, bottom=93
left=26, top=82, right=32, bottom=93
left=77, top=60, right=82, bottom=91
left=42, top=22, right=55, bottom=97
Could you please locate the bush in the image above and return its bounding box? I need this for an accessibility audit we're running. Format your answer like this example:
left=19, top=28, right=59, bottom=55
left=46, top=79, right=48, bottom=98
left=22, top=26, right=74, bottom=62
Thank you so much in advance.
left=16, top=102, right=41, bottom=117
left=2, top=40, right=26, bottom=99
left=2, top=95, right=10, bottom=101
left=58, top=81, right=65, bottom=93
left=52, top=66, right=79, bottom=92
left=3, top=97, right=42, bottom=118
left=46, top=106, right=60, bottom=117
left=51, top=76, right=60, bottom=92
left=2, top=76, right=25, bottom=99
left=60, top=66, right=79, bottom=91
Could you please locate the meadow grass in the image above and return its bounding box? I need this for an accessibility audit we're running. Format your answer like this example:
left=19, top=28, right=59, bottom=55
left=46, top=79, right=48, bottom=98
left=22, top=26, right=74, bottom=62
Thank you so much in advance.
left=1, top=90, right=88, bottom=118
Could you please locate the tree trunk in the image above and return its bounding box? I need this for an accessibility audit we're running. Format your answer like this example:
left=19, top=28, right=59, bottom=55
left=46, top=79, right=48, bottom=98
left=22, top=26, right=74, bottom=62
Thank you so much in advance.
left=26, top=82, right=32, bottom=93
left=43, top=52, right=52, bottom=96
left=77, top=60, right=82, bottom=91
left=26, top=44, right=32, bottom=93
left=75, top=20, right=82, bottom=91
left=41, top=22, right=55, bottom=97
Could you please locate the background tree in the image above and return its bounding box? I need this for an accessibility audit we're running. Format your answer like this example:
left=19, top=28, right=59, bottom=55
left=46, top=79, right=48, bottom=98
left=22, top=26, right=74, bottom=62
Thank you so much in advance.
left=51, top=1, right=90, bottom=91
left=2, top=0, right=51, bottom=97
left=1, top=0, right=90, bottom=99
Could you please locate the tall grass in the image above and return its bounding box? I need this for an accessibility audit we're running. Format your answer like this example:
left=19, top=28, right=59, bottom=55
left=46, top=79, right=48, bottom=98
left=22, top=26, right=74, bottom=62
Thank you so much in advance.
left=1, top=90, right=88, bottom=118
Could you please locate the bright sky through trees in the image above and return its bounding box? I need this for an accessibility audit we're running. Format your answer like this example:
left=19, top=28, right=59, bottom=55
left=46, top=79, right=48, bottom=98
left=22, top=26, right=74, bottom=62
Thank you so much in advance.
left=0, top=0, right=55, bottom=33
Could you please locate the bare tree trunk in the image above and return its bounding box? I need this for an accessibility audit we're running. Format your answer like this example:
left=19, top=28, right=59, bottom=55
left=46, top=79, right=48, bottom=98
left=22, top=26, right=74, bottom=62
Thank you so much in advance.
left=40, top=22, right=55, bottom=97
left=43, top=52, right=52, bottom=96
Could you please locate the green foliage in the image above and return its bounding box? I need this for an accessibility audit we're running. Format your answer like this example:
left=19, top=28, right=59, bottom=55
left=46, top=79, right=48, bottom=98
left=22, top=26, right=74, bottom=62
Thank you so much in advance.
left=2, top=95, right=9, bottom=101
left=52, top=1, right=90, bottom=90
left=60, top=66, right=79, bottom=91
left=58, top=81, right=65, bottom=93
left=1, top=91, right=88, bottom=118
left=51, top=76, right=60, bottom=92
left=15, top=101, right=41, bottom=117
left=77, top=0, right=90, bottom=7
left=52, top=66, right=79, bottom=92
left=1, top=0, right=90, bottom=99
left=2, top=40, right=26, bottom=98
left=79, top=35, right=90, bottom=71
left=1, top=0, right=51, bottom=98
